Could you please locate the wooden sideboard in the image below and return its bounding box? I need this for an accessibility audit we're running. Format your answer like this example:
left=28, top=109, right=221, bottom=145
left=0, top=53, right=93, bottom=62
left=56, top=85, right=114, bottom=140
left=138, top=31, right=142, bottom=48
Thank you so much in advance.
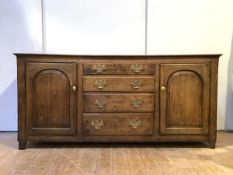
left=15, top=54, right=220, bottom=149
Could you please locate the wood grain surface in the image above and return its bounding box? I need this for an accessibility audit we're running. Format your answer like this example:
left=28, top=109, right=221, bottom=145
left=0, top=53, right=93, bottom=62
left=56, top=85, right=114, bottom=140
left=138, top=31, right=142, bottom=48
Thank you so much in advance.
left=83, top=63, right=155, bottom=75
left=83, top=76, right=155, bottom=92
left=83, top=93, right=154, bottom=113
left=83, top=113, right=153, bottom=136
left=16, top=54, right=220, bottom=149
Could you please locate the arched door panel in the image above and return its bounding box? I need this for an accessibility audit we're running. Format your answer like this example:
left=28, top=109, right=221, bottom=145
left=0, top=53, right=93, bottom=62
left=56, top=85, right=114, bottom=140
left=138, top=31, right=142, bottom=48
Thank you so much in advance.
left=160, top=64, right=210, bottom=135
left=26, top=62, right=77, bottom=135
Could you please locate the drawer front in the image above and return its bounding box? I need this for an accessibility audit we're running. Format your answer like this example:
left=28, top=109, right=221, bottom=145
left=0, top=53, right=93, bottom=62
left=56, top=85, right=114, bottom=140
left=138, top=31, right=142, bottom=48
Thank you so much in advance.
left=83, top=93, right=154, bottom=112
left=83, top=76, right=155, bottom=92
left=83, top=63, right=155, bottom=75
left=83, top=113, right=153, bottom=136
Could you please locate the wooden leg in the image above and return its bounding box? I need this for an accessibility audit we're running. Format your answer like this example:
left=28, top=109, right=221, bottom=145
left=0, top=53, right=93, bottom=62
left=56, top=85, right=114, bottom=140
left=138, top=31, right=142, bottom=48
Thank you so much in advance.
left=208, top=140, right=216, bottom=149
left=19, top=140, right=27, bottom=150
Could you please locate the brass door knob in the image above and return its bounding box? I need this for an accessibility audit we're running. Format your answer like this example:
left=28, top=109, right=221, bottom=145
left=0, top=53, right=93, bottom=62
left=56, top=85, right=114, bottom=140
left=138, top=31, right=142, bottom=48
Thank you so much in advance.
left=72, top=85, right=77, bottom=91
left=161, top=86, right=166, bottom=91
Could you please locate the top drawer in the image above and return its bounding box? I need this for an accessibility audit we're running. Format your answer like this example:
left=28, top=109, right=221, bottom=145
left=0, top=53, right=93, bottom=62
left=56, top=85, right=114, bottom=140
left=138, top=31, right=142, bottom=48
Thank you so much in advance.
left=83, top=63, right=155, bottom=75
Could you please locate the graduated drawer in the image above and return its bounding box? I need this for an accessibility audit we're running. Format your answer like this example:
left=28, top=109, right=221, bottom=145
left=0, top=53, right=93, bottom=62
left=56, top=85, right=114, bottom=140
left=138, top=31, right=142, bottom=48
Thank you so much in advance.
left=83, top=76, right=155, bottom=92
left=83, top=113, right=153, bottom=136
left=83, top=93, right=154, bottom=112
left=83, top=63, right=155, bottom=75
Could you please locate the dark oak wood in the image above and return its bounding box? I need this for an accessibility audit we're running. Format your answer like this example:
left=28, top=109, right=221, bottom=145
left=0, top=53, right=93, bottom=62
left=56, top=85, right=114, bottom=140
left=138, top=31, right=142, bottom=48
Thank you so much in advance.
left=83, top=113, right=153, bottom=136
left=208, top=59, right=219, bottom=149
left=77, top=62, right=82, bottom=137
left=83, top=76, right=155, bottom=92
left=15, top=54, right=220, bottom=149
left=83, top=93, right=154, bottom=113
left=160, top=64, right=210, bottom=135
left=18, top=139, right=27, bottom=150
left=17, top=58, right=27, bottom=148
left=25, top=62, right=77, bottom=136
left=83, top=63, right=155, bottom=75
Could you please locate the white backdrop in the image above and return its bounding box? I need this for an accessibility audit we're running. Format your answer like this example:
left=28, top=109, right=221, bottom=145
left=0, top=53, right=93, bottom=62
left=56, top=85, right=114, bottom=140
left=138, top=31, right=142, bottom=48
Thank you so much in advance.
left=44, top=0, right=145, bottom=54
left=0, top=0, right=232, bottom=131
left=0, top=0, right=42, bottom=131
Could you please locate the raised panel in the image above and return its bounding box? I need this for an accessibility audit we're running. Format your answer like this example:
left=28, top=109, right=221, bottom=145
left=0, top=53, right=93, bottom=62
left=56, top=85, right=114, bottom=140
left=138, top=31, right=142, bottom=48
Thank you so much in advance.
left=167, top=71, right=203, bottom=127
left=32, top=70, right=70, bottom=128
left=26, top=62, right=77, bottom=135
left=160, top=64, right=210, bottom=135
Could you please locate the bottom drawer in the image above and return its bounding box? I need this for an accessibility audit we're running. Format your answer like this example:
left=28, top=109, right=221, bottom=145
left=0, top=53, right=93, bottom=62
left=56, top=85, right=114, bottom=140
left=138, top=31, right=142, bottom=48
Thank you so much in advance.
left=83, top=113, right=153, bottom=136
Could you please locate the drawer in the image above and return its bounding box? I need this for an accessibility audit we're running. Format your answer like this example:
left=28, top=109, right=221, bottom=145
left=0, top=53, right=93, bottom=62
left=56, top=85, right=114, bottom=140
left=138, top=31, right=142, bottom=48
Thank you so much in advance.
left=83, top=93, right=154, bottom=112
left=83, top=76, right=155, bottom=92
left=83, top=113, right=153, bottom=136
left=83, top=63, right=155, bottom=75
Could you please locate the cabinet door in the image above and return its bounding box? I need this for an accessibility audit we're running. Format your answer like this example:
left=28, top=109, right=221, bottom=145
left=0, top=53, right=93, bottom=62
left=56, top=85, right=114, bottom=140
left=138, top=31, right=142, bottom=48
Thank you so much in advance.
left=160, top=64, right=210, bottom=135
left=26, top=62, right=77, bottom=136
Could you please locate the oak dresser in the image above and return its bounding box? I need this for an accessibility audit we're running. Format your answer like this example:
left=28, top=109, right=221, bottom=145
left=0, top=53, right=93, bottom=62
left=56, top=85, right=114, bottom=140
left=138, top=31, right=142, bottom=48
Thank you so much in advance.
left=15, top=54, right=220, bottom=149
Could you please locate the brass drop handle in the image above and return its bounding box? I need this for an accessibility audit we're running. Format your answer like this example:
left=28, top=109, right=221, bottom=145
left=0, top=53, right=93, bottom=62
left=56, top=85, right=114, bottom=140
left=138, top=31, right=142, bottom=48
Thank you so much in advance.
left=130, top=80, right=143, bottom=89
left=95, top=98, right=107, bottom=109
left=72, top=85, right=77, bottom=91
left=161, top=86, right=166, bottom=91
left=130, top=99, right=143, bottom=108
left=92, top=64, right=106, bottom=73
left=90, top=120, right=104, bottom=129
left=129, top=120, right=142, bottom=129
left=95, top=80, right=106, bottom=89
left=130, top=64, right=144, bottom=73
